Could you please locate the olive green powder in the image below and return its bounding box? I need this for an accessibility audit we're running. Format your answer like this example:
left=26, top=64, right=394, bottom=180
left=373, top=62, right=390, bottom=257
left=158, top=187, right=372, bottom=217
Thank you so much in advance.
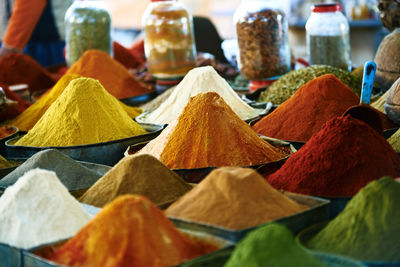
left=224, top=223, right=324, bottom=267
left=257, top=65, right=361, bottom=105
left=308, top=177, right=400, bottom=262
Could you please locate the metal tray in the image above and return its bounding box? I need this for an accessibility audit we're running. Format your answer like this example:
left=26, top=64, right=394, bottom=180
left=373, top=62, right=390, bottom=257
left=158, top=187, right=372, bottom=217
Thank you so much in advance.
left=22, top=226, right=233, bottom=267
left=119, top=90, right=158, bottom=107
left=4, top=123, right=165, bottom=166
left=297, top=223, right=398, bottom=267
left=169, top=192, right=330, bottom=243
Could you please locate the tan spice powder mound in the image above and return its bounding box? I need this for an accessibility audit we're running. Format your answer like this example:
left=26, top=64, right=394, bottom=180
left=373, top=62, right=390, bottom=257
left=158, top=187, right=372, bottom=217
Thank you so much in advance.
left=48, top=195, right=218, bottom=267
left=165, top=167, right=307, bottom=230
left=79, top=154, right=192, bottom=208
left=137, top=92, right=287, bottom=169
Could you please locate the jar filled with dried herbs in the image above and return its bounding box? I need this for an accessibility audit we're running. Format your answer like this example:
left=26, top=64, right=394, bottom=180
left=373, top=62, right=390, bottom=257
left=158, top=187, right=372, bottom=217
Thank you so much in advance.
left=142, top=0, right=197, bottom=79
left=65, top=0, right=112, bottom=66
left=233, top=0, right=291, bottom=80
left=306, top=3, right=351, bottom=71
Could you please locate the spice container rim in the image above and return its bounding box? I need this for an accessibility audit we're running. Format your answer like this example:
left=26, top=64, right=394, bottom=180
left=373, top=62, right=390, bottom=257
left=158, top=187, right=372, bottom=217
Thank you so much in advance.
left=297, top=222, right=399, bottom=266
left=169, top=191, right=330, bottom=242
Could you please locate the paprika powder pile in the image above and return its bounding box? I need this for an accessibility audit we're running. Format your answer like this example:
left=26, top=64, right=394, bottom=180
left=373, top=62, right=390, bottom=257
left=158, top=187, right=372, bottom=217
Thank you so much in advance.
left=48, top=195, right=218, bottom=267
left=267, top=115, right=400, bottom=197
left=113, top=41, right=145, bottom=70
left=138, top=92, right=287, bottom=169
left=15, top=78, right=147, bottom=147
left=67, top=50, right=152, bottom=99
left=80, top=154, right=192, bottom=208
left=0, top=53, right=55, bottom=93
left=10, top=74, right=142, bottom=131
left=165, top=167, right=307, bottom=230
left=253, top=74, right=359, bottom=142
left=308, top=177, right=400, bottom=262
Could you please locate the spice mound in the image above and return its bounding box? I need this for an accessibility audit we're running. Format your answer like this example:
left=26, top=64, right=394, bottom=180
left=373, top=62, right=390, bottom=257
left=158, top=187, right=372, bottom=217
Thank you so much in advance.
left=0, top=149, right=102, bottom=192
left=67, top=50, right=152, bottom=99
left=253, top=74, right=359, bottom=142
left=257, top=65, right=361, bottom=105
left=308, top=177, right=400, bottom=262
left=225, top=223, right=324, bottom=267
left=142, top=66, right=259, bottom=124
left=80, top=154, right=192, bottom=207
left=267, top=115, right=400, bottom=197
left=371, top=90, right=388, bottom=114
left=113, top=41, right=145, bottom=70
left=10, top=74, right=142, bottom=131
left=48, top=195, right=218, bottom=267
left=389, top=128, right=400, bottom=152
left=0, top=169, right=91, bottom=249
left=0, top=155, right=13, bottom=169
left=138, top=92, right=286, bottom=169
left=0, top=53, right=55, bottom=92
left=166, top=167, right=307, bottom=230
left=15, top=78, right=147, bottom=147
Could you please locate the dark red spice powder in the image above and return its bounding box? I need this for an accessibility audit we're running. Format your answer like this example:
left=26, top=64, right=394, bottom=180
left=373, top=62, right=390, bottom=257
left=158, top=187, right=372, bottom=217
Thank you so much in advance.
left=113, top=41, right=145, bottom=70
left=0, top=53, right=56, bottom=93
left=129, top=39, right=146, bottom=62
left=266, top=115, right=400, bottom=197
left=0, top=83, right=30, bottom=121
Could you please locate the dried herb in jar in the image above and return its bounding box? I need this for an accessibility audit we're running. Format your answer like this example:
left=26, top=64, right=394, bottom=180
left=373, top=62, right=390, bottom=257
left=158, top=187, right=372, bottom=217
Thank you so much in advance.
left=236, top=9, right=290, bottom=80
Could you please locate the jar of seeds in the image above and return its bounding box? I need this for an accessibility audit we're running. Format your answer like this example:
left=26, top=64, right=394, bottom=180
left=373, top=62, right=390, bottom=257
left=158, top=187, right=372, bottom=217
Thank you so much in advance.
left=233, top=0, right=291, bottom=80
left=306, top=3, right=351, bottom=71
left=65, top=0, right=112, bottom=66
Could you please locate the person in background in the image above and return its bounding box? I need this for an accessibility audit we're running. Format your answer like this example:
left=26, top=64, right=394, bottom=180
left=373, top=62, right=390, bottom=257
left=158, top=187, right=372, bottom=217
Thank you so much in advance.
left=0, top=0, right=72, bottom=66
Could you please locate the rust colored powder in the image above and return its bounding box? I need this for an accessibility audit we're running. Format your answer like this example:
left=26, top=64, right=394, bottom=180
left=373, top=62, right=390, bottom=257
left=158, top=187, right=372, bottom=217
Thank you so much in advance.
left=253, top=74, right=359, bottom=142
left=138, top=92, right=287, bottom=169
left=166, top=167, right=307, bottom=230
left=0, top=126, right=17, bottom=139
left=48, top=195, right=217, bottom=267
left=0, top=83, right=30, bottom=121
left=113, top=41, right=145, bottom=70
left=67, top=50, right=152, bottom=99
left=0, top=53, right=55, bottom=93
left=80, top=154, right=192, bottom=208
left=267, top=115, right=400, bottom=197
left=129, top=38, right=146, bottom=62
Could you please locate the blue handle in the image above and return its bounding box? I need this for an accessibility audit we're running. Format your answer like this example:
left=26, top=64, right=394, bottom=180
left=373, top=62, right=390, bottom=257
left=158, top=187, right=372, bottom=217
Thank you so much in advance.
left=360, top=61, right=376, bottom=105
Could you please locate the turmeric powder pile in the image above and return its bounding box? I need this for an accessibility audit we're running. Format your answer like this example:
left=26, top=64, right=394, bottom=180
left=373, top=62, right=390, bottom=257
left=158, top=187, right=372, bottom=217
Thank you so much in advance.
left=80, top=154, right=192, bottom=208
left=67, top=50, right=152, bottom=99
left=138, top=92, right=286, bottom=169
left=166, top=167, right=307, bottom=230
left=10, top=74, right=142, bottom=131
left=15, top=78, right=147, bottom=147
left=48, top=195, right=218, bottom=266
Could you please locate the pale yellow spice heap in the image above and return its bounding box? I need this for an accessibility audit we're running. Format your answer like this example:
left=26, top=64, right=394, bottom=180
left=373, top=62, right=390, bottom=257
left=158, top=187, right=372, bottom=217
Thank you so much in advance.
left=371, top=90, right=388, bottom=114
left=15, top=78, right=147, bottom=147
left=389, top=129, right=400, bottom=152
left=11, top=74, right=142, bottom=131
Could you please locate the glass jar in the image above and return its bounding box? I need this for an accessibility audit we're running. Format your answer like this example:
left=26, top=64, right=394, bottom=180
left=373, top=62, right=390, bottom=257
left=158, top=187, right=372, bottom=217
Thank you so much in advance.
left=233, top=0, right=291, bottom=80
left=142, top=0, right=196, bottom=79
left=65, top=0, right=112, bottom=66
left=306, top=3, right=351, bottom=71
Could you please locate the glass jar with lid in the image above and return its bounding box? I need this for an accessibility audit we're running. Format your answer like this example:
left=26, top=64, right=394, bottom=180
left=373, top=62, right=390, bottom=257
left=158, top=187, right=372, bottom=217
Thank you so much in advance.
left=142, top=0, right=197, bottom=79
left=233, top=0, right=291, bottom=80
left=65, top=0, right=112, bottom=66
left=306, top=3, right=351, bottom=71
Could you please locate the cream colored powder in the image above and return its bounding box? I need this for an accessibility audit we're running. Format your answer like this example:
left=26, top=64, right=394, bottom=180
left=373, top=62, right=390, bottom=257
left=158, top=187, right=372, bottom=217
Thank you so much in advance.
left=141, top=66, right=260, bottom=124
left=0, top=169, right=91, bottom=249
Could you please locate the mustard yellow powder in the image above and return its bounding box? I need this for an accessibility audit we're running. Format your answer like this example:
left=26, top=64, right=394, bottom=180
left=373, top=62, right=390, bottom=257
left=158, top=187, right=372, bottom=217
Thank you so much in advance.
left=11, top=74, right=142, bottom=131
left=15, top=78, right=147, bottom=147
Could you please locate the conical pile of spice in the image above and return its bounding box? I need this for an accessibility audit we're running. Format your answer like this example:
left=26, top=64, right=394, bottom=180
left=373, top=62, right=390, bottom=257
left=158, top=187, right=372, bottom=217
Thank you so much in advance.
left=15, top=78, right=147, bottom=147
left=113, top=41, right=145, bottom=70
left=142, top=66, right=259, bottom=124
left=388, top=128, right=400, bottom=152
left=225, top=223, right=324, bottom=267
left=0, top=155, right=12, bottom=169
left=80, top=154, right=192, bottom=207
left=138, top=92, right=286, bottom=169
left=0, top=169, right=91, bottom=249
left=0, top=53, right=55, bottom=92
left=253, top=74, right=359, bottom=142
left=371, top=90, right=388, bottom=114
left=48, top=195, right=218, bottom=266
left=267, top=115, right=400, bottom=197
left=165, top=167, right=307, bottom=230
left=0, top=149, right=103, bottom=192
left=10, top=74, right=143, bottom=131
left=67, top=50, right=152, bottom=99
left=257, top=65, right=361, bottom=105
left=308, top=177, right=400, bottom=262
